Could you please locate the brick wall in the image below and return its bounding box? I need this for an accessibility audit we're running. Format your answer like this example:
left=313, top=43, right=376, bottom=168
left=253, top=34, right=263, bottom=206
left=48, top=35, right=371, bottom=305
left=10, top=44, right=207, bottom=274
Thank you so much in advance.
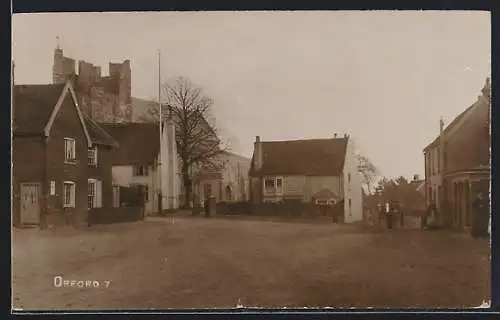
left=45, top=93, right=89, bottom=227
left=88, top=207, right=144, bottom=225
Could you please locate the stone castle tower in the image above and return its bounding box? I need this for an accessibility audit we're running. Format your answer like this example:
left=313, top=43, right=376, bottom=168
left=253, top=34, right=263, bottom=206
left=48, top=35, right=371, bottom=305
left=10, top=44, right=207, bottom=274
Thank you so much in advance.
left=52, top=43, right=132, bottom=123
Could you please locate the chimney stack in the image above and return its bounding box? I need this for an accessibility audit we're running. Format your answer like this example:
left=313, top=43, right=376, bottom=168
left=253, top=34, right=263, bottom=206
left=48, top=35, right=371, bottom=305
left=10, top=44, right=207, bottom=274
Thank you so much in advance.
left=254, top=136, right=262, bottom=171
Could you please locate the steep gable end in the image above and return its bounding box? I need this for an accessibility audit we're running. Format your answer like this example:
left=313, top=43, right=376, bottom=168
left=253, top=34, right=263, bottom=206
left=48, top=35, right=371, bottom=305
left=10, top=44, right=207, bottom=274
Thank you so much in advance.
left=13, top=82, right=93, bottom=148
left=423, top=104, right=474, bottom=152
left=43, top=82, right=92, bottom=148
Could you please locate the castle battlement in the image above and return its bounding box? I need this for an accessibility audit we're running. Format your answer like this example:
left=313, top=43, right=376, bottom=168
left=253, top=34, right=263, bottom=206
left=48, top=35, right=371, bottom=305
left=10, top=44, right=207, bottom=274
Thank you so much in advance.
left=52, top=45, right=132, bottom=123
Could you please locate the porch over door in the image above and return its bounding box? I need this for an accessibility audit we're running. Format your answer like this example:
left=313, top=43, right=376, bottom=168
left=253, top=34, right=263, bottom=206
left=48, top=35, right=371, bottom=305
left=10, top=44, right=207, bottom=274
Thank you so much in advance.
left=20, top=183, right=41, bottom=225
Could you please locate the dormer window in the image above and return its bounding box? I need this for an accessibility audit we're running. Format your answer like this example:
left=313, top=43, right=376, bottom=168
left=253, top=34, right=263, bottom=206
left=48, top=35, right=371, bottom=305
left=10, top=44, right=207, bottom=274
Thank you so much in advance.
left=88, top=147, right=98, bottom=166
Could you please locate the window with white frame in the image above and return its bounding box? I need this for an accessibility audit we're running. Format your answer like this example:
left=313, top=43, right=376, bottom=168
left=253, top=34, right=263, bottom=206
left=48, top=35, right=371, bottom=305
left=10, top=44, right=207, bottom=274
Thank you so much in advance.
left=64, top=138, right=76, bottom=162
left=88, top=179, right=102, bottom=209
left=63, top=181, right=76, bottom=208
left=264, top=177, right=284, bottom=194
left=88, top=147, right=98, bottom=166
left=264, top=178, right=275, bottom=193
left=133, top=165, right=149, bottom=176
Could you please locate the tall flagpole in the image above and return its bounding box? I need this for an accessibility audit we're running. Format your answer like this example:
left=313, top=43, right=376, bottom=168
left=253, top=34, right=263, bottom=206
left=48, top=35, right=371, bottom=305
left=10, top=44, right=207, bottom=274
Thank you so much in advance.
left=158, top=49, right=163, bottom=214
left=158, top=49, right=162, bottom=137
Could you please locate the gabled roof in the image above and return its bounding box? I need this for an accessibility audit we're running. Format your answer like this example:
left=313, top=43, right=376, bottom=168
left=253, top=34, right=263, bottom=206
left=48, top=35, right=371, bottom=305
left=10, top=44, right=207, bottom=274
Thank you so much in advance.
left=98, top=123, right=160, bottom=165
left=13, top=82, right=117, bottom=148
left=249, top=138, right=348, bottom=176
left=423, top=104, right=475, bottom=152
left=424, top=77, right=490, bottom=153
left=13, top=83, right=66, bottom=135
left=221, top=150, right=251, bottom=161
left=82, top=114, right=119, bottom=148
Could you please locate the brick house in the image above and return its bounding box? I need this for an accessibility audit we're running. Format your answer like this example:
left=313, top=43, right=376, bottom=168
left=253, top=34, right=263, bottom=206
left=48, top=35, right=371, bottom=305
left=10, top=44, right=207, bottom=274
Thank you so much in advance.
left=423, top=77, right=490, bottom=228
left=12, top=81, right=118, bottom=228
left=249, top=135, right=363, bottom=223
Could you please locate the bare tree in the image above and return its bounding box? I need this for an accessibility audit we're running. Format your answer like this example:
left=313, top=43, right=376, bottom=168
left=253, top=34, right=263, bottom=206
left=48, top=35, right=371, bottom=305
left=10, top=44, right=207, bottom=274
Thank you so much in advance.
left=139, top=76, right=227, bottom=206
left=355, top=153, right=380, bottom=195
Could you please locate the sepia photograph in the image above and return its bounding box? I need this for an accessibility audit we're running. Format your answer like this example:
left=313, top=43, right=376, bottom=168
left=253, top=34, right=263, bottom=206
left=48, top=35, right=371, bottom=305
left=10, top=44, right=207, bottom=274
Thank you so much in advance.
left=11, top=10, right=491, bottom=310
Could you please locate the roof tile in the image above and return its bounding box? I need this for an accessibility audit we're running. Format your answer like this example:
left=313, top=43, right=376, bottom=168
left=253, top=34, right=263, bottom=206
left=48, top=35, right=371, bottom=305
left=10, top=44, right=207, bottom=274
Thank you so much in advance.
left=250, top=138, right=348, bottom=176
left=98, top=123, right=160, bottom=165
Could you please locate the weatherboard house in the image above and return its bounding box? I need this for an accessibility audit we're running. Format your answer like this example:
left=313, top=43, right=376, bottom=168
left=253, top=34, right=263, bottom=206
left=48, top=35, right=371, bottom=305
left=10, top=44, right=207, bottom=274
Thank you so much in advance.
left=248, top=135, right=363, bottom=223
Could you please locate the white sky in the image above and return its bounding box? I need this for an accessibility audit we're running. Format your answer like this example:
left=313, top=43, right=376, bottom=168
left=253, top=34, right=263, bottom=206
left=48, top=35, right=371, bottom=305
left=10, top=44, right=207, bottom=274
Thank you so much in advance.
left=12, top=11, right=491, bottom=179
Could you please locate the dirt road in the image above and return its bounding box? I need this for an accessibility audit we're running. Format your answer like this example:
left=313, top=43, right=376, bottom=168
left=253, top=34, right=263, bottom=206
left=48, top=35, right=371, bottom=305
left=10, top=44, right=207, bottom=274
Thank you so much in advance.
left=12, top=217, right=490, bottom=309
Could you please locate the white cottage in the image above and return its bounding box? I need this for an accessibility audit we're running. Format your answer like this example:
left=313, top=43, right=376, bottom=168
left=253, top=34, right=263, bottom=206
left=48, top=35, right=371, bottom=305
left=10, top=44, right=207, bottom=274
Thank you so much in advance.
left=100, top=119, right=179, bottom=215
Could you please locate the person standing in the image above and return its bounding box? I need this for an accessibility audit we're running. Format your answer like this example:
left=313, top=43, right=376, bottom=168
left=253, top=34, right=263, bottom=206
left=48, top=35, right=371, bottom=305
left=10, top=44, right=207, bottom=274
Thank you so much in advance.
left=386, top=202, right=393, bottom=230
left=471, top=191, right=490, bottom=239
left=422, top=201, right=436, bottom=231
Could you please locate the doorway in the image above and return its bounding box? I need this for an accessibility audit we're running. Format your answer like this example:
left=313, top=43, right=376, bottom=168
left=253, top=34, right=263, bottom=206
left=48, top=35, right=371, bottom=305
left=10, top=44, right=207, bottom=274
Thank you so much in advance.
left=20, top=183, right=41, bottom=225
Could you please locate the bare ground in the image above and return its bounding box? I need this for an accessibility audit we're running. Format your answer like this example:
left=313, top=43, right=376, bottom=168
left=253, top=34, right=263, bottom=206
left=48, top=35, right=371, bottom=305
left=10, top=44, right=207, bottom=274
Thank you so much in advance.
left=12, top=216, right=490, bottom=310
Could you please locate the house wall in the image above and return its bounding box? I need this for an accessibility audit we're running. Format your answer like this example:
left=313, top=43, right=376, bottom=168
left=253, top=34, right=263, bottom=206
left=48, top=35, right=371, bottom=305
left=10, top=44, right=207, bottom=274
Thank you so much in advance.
left=158, top=120, right=179, bottom=209
left=12, top=136, right=46, bottom=226
left=250, top=177, right=262, bottom=204
left=111, top=164, right=156, bottom=214
left=424, top=147, right=442, bottom=208
left=304, top=176, right=342, bottom=201
left=88, top=145, right=114, bottom=209
left=45, top=93, right=89, bottom=227
left=261, top=175, right=342, bottom=203
left=343, top=138, right=363, bottom=223
left=283, top=175, right=305, bottom=198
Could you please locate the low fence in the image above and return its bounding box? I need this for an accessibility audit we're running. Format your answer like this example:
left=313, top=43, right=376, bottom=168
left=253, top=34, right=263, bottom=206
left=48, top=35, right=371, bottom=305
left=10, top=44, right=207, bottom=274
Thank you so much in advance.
left=88, top=207, right=144, bottom=225
left=216, top=201, right=344, bottom=222
left=88, top=186, right=145, bottom=226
